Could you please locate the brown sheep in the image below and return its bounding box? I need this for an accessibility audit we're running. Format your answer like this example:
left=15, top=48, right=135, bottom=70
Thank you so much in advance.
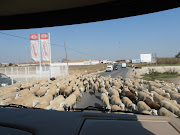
left=144, top=98, right=160, bottom=110
left=125, top=91, right=137, bottom=103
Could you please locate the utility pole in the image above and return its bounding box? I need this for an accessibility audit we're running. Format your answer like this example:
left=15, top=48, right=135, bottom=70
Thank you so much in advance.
left=64, top=41, right=69, bottom=75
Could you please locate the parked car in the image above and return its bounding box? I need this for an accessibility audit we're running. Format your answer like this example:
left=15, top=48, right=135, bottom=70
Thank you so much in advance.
left=106, top=65, right=113, bottom=72
left=0, top=73, right=16, bottom=87
left=113, top=65, right=119, bottom=70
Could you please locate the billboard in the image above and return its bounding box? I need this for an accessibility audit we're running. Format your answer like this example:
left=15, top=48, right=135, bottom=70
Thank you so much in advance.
left=132, top=59, right=140, bottom=63
left=140, top=54, right=152, bottom=63
left=30, top=34, right=40, bottom=62
left=40, top=33, right=50, bottom=61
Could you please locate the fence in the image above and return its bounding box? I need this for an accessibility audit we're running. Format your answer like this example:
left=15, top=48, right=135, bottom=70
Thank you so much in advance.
left=0, top=65, right=68, bottom=84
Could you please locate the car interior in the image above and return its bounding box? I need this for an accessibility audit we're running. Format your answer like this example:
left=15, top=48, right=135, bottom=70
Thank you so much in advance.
left=0, top=0, right=180, bottom=135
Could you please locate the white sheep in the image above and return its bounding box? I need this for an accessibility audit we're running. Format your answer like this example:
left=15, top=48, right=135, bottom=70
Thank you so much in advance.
left=122, top=97, right=136, bottom=111
left=159, top=100, right=180, bottom=116
left=158, top=107, right=178, bottom=117
left=35, top=86, right=48, bottom=97
left=72, top=88, right=82, bottom=102
left=109, top=88, right=119, bottom=97
left=137, top=101, right=151, bottom=113
left=35, top=101, right=50, bottom=109
left=171, top=93, right=180, bottom=104
left=60, top=94, right=77, bottom=111
left=110, top=95, right=125, bottom=110
left=138, top=91, right=153, bottom=101
left=101, top=93, right=111, bottom=110
left=111, top=105, right=123, bottom=112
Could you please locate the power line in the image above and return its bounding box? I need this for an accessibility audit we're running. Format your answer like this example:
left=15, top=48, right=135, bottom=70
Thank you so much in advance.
left=0, top=31, right=101, bottom=60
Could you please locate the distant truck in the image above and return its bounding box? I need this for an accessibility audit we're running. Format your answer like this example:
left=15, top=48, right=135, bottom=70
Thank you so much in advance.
left=122, top=63, right=126, bottom=68
left=106, top=65, right=113, bottom=72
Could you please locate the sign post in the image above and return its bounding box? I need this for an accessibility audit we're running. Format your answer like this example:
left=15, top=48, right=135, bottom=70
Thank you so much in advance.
left=40, top=33, right=51, bottom=78
left=30, top=34, right=41, bottom=78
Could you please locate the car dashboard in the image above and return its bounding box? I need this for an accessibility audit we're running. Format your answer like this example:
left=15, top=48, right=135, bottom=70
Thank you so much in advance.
left=0, top=108, right=179, bottom=135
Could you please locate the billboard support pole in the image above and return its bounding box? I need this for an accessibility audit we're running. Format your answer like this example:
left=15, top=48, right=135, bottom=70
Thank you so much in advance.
left=38, top=34, right=42, bottom=79
left=49, top=33, right=52, bottom=78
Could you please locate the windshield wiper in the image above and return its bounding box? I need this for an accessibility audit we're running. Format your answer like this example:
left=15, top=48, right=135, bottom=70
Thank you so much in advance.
left=74, top=106, right=150, bottom=115
left=0, top=104, right=40, bottom=109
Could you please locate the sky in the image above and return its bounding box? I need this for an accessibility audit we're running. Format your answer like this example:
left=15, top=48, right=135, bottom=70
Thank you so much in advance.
left=0, top=7, right=180, bottom=63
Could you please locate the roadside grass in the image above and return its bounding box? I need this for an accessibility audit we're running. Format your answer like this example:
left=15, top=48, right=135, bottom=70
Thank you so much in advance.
left=134, top=63, right=180, bottom=67
left=142, top=71, right=180, bottom=81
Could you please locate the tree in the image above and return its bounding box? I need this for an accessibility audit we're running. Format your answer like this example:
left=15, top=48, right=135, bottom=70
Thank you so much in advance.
left=175, top=52, right=180, bottom=58
left=9, top=63, right=13, bottom=66
left=61, top=58, right=69, bottom=62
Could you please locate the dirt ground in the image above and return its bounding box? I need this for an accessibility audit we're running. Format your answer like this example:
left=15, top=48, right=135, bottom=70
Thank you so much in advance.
left=69, top=64, right=106, bottom=75
left=164, top=77, right=180, bottom=84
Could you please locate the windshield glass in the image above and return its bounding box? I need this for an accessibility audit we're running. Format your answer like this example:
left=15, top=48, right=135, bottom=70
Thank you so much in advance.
left=0, top=8, right=180, bottom=117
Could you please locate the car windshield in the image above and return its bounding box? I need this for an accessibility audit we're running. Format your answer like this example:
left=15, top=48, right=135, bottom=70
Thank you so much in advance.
left=0, top=7, right=180, bottom=118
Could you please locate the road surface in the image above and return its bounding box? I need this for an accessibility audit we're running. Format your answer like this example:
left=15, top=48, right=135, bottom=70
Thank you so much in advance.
left=76, top=67, right=131, bottom=110
left=97, top=67, right=131, bottom=78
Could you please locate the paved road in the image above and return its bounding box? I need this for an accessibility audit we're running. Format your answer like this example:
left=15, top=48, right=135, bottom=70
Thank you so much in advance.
left=98, top=67, right=131, bottom=78
left=76, top=67, right=131, bottom=110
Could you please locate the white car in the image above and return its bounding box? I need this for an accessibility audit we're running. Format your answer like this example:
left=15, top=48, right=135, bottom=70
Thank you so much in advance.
left=106, top=65, right=113, bottom=72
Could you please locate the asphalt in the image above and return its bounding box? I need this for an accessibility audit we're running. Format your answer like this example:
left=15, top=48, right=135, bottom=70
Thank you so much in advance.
left=75, top=67, right=131, bottom=110
left=97, top=67, right=131, bottom=78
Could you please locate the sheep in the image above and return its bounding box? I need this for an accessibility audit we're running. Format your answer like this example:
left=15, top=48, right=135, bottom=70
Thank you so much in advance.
left=122, top=97, right=136, bottom=111
left=110, top=95, right=125, bottom=110
left=138, top=91, right=153, bottom=101
left=56, top=107, right=65, bottom=111
left=39, top=94, right=53, bottom=103
left=144, top=98, right=160, bottom=110
left=64, top=86, right=73, bottom=97
left=152, top=91, right=180, bottom=109
left=121, top=86, right=130, bottom=95
left=125, top=91, right=137, bottom=103
left=111, top=105, right=123, bottom=111
left=78, top=83, right=85, bottom=94
left=128, top=86, right=138, bottom=96
left=109, top=88, right=119, bottom=97
left=159, top=100, right=180, bottom=116
left=30, top=85, right=40, bottom=94
left=171, top=94, right=180, bottom=104
left=142, top=110, right=152, bottom=115
left=72, top=88, right=82, bottom=102
left=0, top=92, right=17, bottom=100
left=60, top=94, right=77, bottom=111
left=105, top=81, right=111, bottom=89
left=9, top=93, right=35, bottom=105
left=150, top=86, right=170, bottom=99
left=47, top=86, right=59, bottom=97
left=59, top=83, right=66, bottom=95
left=35, top=101, right=50, bottom=109
left=11, top=83, right=21, bottom=88
left=101, top=93, right=111, bottom=110
left=35, top=86, right=48, bottom=97
left=158, top=107, right=178, bottom=117
left=137, top=101, right=151, bottom=113
left=45, top=95, right=65, bottom=110
left=100, top=87, right=108, bottom=93
left=92, top=83, right=99, bottom=95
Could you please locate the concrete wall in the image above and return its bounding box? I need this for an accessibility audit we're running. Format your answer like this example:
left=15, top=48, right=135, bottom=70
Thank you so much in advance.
left=134, top=66, right=180, bottom=78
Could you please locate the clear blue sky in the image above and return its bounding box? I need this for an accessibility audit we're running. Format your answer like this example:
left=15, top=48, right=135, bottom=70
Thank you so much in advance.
left=0, top=7, right=180, bottom=63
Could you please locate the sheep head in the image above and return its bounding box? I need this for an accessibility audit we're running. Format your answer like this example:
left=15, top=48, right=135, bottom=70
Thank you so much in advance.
left=151, top=109, right=158, bottom=116
left=119, top=104, right=125, bottom=110
left=130, top=103, right=136, bottom=111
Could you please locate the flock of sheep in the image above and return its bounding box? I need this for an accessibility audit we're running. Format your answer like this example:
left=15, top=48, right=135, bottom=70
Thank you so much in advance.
left=0, top=74, right=180, bottom=117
